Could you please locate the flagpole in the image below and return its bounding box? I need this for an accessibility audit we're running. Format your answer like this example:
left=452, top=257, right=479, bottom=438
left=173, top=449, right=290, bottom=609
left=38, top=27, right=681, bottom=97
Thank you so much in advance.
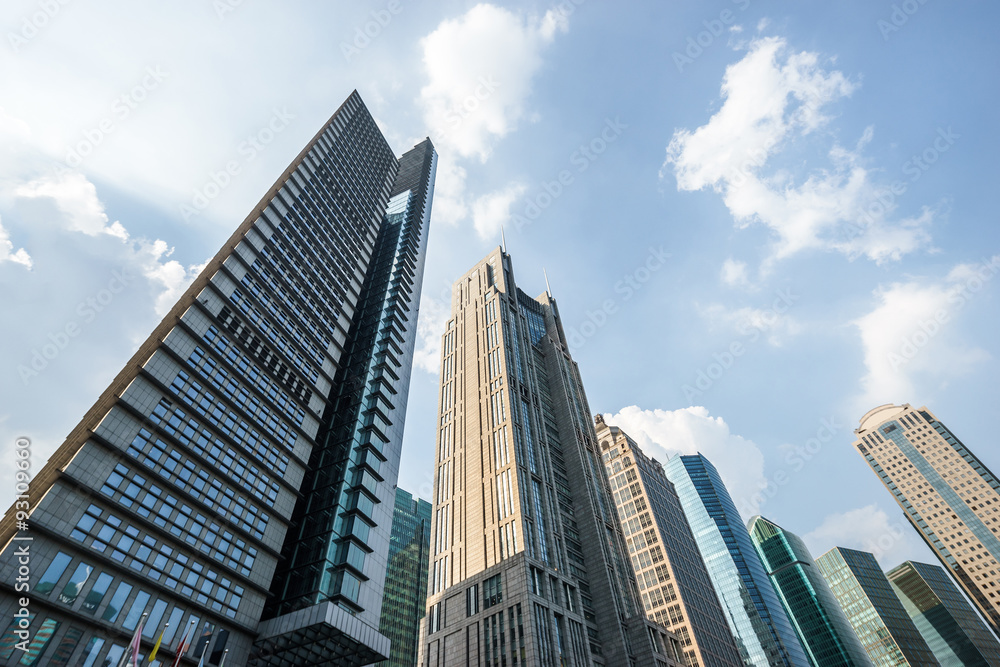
left=218, top=649, right=228, bottom=667
left=118, top=613, right=147, bottom=667
left=147, top=622, right=169, bottom=664
left=170, top=619, right=197, bottom=667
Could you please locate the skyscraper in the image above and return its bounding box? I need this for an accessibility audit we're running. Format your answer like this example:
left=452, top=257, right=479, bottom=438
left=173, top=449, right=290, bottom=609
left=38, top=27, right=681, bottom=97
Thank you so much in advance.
left=886, top=560, right=1000, bottom=667
left=815, top=548, right=935, bottom=667
left=748, top=516, right=873, bottom=667
left=418, top=248, right=683, bottom=667
left=0, top=91, right=435, bottom=667
left=377, top=488, right=433, bottom=667
left=258, top=135, right=436, bottom=666
left=665, top=454, right=809, bottom=667
left=594, top=418, right=742, bottom=667
left=853, top=404, right=1000, bottom=637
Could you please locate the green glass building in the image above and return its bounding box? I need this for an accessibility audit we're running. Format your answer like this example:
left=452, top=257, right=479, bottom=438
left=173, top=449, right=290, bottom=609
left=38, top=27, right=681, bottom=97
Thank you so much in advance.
left=748, top=516, right=872, bottom=667
left=886, top=560, right=1000, bottom=667
left=377, top=488, right=432, bottom=667
left=815, top=548, right=935, bottom=666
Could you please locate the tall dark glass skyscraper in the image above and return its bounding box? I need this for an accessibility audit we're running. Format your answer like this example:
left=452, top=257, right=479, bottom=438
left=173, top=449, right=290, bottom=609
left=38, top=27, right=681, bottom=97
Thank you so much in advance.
left=665, top=455, right=809, bottom=667
left=0, top=92, right=435, bottom=667
left=815, top=548, right=935, bottom=667
left=886, top=560, right=1000, bottom=667
left=259, top=136, right=436, bottom=666
left=748, top=516, right=872, bottom=667
left=377, top=488, right=432, bottom=667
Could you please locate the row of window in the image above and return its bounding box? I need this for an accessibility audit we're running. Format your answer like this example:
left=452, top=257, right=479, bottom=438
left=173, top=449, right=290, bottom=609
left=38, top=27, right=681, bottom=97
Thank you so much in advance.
left=101, top=462, right=259, bottom=575
left=127, top=427, right=271, bottom=538
left=201, top=324, right=311, bottom=406
left=72, top=505, right=245, bottom=618
left=150, top=397, right=287, bottom=482
left=16, top=553, right=229, bottom=664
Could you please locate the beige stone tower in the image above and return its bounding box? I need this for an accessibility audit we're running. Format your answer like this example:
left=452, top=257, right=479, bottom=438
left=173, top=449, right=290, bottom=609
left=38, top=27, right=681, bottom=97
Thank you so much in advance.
left=418, top=248, right=683, bottom=667
left=594, top=419, right=743, bottom=667
left=853, top=403, right=1000, bottom=637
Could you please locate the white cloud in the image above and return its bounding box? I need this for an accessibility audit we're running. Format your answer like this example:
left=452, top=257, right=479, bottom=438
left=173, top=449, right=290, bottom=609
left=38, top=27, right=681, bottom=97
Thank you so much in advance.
left=413, top=294, right=451, bottom=374
left=804, top=504, right=923, bottom=566
left=417, top=3, right=568, bottom=232
left=15, top=172, right=129, bottom=240
left=472, top=182, right=527, bottom=240
left=852, top=256, right=997, bottom=410
left=603, top=405, right=766, bottom=517
left=697, top=301, right=800, bottom=346
left=12, top=169, right=209, bottom=316
left=0, top=216, right=32, bottom=268
left=720, top=258, right=751, bottom=289
left=419, top=3, right=568, bottom=162
left=431, top=156, right=470, bottom=226
left=664, top=37, right=934, bottom=268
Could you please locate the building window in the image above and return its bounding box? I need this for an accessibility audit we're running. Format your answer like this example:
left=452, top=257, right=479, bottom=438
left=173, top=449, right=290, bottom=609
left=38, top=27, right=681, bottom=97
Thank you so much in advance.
left=467, top=584, right=480, bottom=616
left=484, top=573, right=503, bottom=609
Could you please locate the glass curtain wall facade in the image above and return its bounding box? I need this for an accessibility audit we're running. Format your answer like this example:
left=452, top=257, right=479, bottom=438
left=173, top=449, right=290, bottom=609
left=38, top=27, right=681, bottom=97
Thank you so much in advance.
left=748, top=516, right=873, bottom=667
left=377, top=488, right=433, bottom=667
left=594, top=419, right=742, bottom=667
left=419, top=248, right=683, bottom=667
left=886, top=560, right=1000, bottom=667
left=0, top=92, right=434, bottom=667
left=815, top=548, right=935, bottom=667
left=665, top=455, right=809, bottom=667
left=256, top=138, right=436, bottom=666
left=853, top=404, right=1000, bottom=637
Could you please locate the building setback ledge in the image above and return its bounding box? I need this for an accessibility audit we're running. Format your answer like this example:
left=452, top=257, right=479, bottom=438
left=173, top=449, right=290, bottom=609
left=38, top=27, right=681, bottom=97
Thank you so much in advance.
left=249, top=602, right=390, bottom=666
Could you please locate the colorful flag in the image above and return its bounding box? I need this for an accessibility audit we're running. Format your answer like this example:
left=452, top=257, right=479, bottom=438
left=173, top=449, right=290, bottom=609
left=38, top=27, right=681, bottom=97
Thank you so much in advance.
left=130, top=613, right=146, bottom=667
left=147, top=622, right=169, bottom=663
left=170, top=620, right=196, bottom=667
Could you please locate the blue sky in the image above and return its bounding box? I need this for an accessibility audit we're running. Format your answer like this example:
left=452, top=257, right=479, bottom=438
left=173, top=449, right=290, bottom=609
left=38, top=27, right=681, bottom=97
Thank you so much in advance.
left=1, top=0, right=998, bottom=570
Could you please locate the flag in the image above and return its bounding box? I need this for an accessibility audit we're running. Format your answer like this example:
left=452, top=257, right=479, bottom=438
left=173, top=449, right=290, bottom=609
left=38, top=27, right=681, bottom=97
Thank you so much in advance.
left=117, top=613, right=146, bottom=667
left=147, top=623, right=168, bottom=663
left=170, top=620, right=196, bottom=667
left=130, top=613, right=146, bottom=667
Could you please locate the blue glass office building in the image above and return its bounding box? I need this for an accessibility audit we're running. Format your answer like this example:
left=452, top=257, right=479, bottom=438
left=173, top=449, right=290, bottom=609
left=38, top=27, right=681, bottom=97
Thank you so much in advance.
left=665, top=455, right=809, bottom=667
left=748, top=516, right=872, bottom=667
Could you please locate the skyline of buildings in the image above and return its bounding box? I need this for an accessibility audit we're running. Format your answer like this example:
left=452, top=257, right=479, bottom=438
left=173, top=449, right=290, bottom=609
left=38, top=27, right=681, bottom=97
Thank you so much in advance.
left=749, top=515, right=874, bottom=667
left=0, top=91, right=437, bottom=667
left=418, top=247, right=683, bottom=666
left=595, top=417, right=744, bottom=667
left=853, top=403, right=1000, bottom=639
left=0, top=91, right=997, bottom=667
left=665, top=454, right=810, bottom=667
left=816, top=547, right=936, bottom=667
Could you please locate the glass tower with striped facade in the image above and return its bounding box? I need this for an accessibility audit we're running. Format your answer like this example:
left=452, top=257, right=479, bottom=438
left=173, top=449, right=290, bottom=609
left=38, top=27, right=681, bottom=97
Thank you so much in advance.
left=419, top=248, right=683, bottom=667
left=853, top=404, right=1000, bottom=638
left=748, top=516, right=873, bottom=667
left=886, top=560, right=1000, bottom=667
left=0, top=92, right=435, bottom=667
left=665, top=455, right=809, bottom=667
left=377, top=487, right=433, bottom=667
left=815, top=548, right=935, bottom=667
left=594, top=419, right=742, bottom=667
